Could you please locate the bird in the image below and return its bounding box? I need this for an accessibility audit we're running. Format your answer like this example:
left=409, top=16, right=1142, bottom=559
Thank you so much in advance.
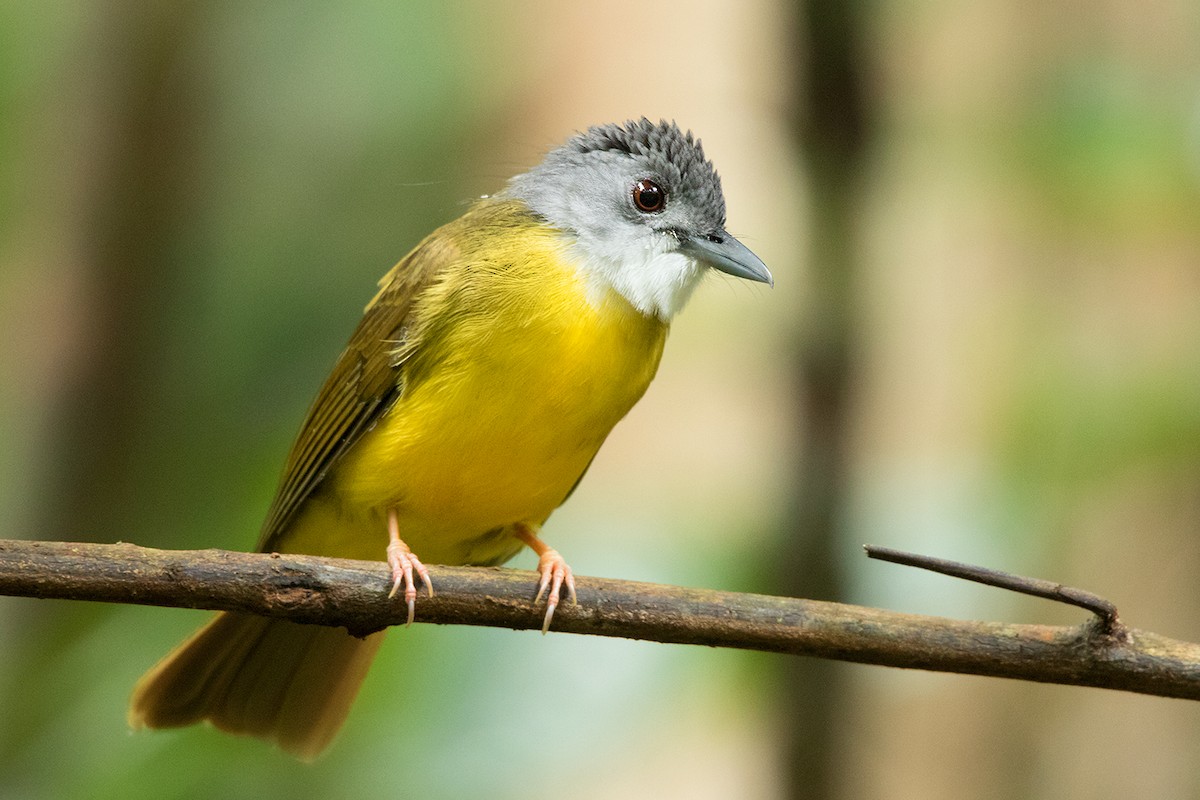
left=128, top=118, right=772, bottom=760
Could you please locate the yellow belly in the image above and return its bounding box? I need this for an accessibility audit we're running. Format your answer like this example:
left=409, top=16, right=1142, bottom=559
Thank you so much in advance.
left=281, top=238, right=667, bottom=566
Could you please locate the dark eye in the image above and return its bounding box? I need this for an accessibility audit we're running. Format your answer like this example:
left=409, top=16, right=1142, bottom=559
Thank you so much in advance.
left=632, top=179, right=666, bottom=213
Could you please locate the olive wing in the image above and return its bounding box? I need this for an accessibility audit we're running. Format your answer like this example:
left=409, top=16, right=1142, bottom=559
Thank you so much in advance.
left=255, top=232, right=460, bottom=553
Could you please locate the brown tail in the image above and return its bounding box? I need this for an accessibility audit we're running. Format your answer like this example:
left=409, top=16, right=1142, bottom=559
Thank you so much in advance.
left=128, top=613, right=385, bottom=760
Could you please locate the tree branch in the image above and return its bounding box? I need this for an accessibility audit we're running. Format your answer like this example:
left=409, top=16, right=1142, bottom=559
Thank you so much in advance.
left=2, top=538, right=1199, bottom=701
left=864, top=544, right=1123, bottom=633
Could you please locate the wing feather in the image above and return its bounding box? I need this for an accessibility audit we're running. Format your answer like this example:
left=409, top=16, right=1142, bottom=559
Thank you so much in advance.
left=255, top=231, right=460, bottom=552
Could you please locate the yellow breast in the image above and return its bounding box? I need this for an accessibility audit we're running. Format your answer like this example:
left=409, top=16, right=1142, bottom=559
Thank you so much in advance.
left=282, top=213, right=668, bottom=565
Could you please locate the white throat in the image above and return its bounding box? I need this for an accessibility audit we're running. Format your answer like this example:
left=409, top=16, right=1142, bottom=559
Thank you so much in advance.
left=567, top=235, right=704, bottom=320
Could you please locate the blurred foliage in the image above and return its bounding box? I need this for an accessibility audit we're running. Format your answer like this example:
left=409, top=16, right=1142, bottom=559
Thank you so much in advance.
left=1001, top=358, right=1200, bottom=495
left=1014, top=61, right=1200, bottom=232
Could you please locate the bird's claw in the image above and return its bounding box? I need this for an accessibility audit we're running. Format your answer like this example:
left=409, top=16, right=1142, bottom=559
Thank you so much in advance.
left=534, top=548, right=577, bottom=634
left=386, top=540, right=433, bottom=626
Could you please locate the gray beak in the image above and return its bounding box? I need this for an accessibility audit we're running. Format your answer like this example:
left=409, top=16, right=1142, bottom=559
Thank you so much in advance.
left=681, top=230, right=773, bottom=287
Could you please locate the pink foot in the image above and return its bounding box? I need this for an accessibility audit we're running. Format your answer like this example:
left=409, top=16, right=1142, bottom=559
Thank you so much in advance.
left=533, top=548, right=578, bottom=634
left=386, top=509, right=433, bottom=626
left=513, top=523, right=580, bottom=633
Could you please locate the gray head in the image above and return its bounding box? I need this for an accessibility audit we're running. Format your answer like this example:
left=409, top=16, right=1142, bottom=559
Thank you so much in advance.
left=505, top=118, right=771, bottom=320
